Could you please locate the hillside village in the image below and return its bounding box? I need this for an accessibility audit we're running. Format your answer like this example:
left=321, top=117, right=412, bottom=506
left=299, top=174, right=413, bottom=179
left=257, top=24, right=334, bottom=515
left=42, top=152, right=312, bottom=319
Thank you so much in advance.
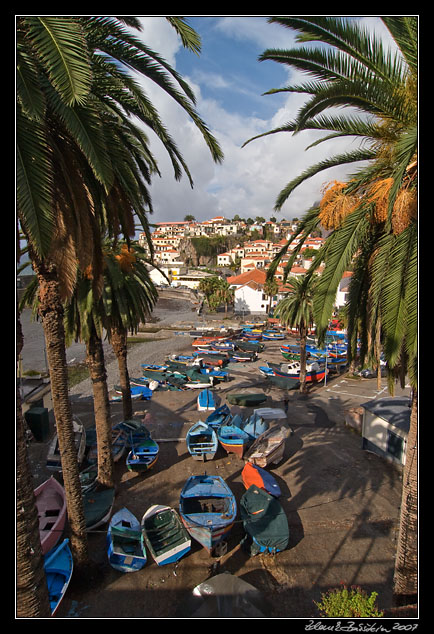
left=138, top=215, right=352, bottom=316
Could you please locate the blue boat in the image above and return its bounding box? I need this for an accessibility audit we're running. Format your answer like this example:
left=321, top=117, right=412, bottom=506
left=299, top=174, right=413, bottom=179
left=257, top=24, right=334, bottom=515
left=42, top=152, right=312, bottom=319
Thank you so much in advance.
left=239, top=413, right=269, bottom=440
left=205, top=404, right=231, bottom=429
left=126, top=437, right=159, bottom=473
left=186, top=421, right=218, bottom=461
left=197, top=388, right=216, bottom=411
left=179, top=475, right=237, bottom=553
left=262, top=330, right=285, bottom=340
left=107, top=507, right=147, bottom=573
left=112, top=384, right=153, bottom=401
left=217, top=417, right=252, bottom=457
left=44, top=538, right=73, bottom=615
left=141, top=505, right=191, bottom=565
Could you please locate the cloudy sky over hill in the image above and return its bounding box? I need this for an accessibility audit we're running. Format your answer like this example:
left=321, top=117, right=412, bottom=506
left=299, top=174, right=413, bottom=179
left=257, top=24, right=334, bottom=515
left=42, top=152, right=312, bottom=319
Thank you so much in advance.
left=131, top=16, right=396, bottom=226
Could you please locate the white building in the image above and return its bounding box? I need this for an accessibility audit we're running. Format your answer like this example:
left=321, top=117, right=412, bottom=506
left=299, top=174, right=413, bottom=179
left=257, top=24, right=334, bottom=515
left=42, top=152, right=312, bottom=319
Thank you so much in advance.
left=361, top=397, right=411, bottom=466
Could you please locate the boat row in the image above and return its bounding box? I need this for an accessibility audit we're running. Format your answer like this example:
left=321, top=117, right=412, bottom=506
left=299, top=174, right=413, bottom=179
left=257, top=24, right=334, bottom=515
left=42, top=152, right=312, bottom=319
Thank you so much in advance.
left=39, top=415, right=291, bottom=614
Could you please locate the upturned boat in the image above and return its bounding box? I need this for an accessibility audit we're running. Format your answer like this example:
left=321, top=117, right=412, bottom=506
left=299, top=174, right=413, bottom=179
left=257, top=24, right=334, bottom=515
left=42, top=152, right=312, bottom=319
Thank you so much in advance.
left=197, top=388, right=216, bottom=411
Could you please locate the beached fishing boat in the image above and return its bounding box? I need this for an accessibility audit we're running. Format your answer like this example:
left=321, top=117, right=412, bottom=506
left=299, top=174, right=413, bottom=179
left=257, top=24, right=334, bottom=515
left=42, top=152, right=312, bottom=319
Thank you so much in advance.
left=240, top=485, right=289, bottom=555
left=264, top=374, right=300, bottom=390
left=126, top=437, right=159, bottom=473
left=79, top=463, right=98, bottom=493
left=241, top=413, right=269, bottom=439
left=244, top=426, right=289, bottom=468
left=179, top=475, right=237, bottom=553
left=83, top=486, right=115, bottom=531
left=262, top=330, right=285, bottom=340
left=197, top=388, right=216, bottom=411
left=107, top=507, right=147, bottom=572
left=241, top=462, right=281, bottom=498
left=46, top=418, right=86, bottom=471
left=34, top=476, right=67, bottom=555
left=234, top=339, right=264, bottom=353
left=217, top=418, right=252, bottom=458
left=44, top=538, right=73, bottom=615
left=266, top=361, right=327, bottom=383
left=230, top=350, right=258, bottom=362
left=115, top=419, right=151, bottom=446
left=141, top=505, right=191, bottom=565
left=205, top=404, right=231, bottom=429
left=86, top=427, right=127, bottom=465
left=186, top=421, right=218, bottom=461
left=113, top=384, right=153, bottom=400
left=227, top=392, right=267, bottom=407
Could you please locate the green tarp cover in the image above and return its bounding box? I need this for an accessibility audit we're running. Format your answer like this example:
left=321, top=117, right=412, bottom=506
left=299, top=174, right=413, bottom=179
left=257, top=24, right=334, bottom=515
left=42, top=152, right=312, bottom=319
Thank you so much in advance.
left=240, top=485, right=289, bottom=554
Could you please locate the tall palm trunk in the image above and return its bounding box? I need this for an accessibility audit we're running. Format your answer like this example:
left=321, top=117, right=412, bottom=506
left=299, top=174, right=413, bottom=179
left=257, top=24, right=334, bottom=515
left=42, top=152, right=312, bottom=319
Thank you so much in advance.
left=393, top=388, right=418, bottom=602
left=86, top=325, right=114, bottom=488
left=33, top=259, right=89, bottom=568
left=109, top=326, right=133, bottom=421
left=16, top=312, right=51, bottom=618
left=299, top=324, right=308, bottom=393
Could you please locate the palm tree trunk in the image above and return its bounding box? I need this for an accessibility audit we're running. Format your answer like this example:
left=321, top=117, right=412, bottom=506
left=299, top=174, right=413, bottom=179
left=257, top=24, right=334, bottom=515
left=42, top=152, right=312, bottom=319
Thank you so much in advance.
left=110, top=326, right=133, bottom=420
left=86, top=325, right=114, bottom=488
left=375, top=319, right=382, bottom=391
left=299, top=324, right=307, bottom=393
left=16, top=311, right=51, bottom=618
left=393, top=388, right=418, bottom=603
left=34, top=261, right=89, bottom=568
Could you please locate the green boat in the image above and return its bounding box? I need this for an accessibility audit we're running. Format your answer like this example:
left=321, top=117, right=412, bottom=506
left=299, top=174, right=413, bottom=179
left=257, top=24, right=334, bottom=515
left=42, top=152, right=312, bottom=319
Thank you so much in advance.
left=227, top=392, right=267, bottom=407
left=83, top=487, right=115, bottom=531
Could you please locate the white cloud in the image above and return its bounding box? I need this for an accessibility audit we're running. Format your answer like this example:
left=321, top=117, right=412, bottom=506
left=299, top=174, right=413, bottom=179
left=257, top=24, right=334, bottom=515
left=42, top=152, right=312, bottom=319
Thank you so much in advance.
left=129, top=16, right=382, bottom=225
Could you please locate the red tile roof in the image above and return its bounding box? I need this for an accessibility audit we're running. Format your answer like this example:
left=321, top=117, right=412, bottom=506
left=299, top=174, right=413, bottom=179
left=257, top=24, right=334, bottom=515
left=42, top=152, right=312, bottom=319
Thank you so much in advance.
left=227, top=268, right=267, bottom=285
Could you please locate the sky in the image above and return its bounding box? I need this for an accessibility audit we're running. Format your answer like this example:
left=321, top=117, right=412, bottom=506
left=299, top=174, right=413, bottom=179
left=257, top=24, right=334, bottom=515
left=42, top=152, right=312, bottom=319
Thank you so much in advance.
left=129, top=15, right=397, bottom=226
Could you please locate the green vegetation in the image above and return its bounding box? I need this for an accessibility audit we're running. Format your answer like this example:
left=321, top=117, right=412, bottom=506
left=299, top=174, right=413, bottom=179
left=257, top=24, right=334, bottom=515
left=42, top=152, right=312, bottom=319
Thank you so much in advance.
left=315, top=585, right=384, bottom=618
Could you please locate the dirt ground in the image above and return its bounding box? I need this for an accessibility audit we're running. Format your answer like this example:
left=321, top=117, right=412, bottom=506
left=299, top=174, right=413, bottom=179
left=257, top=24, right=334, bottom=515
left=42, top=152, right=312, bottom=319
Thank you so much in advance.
left=25, top=330, right=413, bottom=619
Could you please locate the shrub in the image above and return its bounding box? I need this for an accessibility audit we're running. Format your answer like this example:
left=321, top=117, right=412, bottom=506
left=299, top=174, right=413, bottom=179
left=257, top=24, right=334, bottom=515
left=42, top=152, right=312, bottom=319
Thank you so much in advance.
left=314, top=585, right=384, bottom=618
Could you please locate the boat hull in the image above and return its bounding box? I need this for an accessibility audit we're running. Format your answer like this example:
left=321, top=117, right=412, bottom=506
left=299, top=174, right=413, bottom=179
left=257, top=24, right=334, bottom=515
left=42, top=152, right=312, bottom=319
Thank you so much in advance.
left=217, top=424, right=250, bottom=458
left=46, top=418, right=86, bottom=471
left=126, top=439, right=159, bottom=472
left=44, top=538, right=73, bottom=615
left=179, top=475, right=236, bottom=553
left=197, top=388, right=216, bottom=411
left=244, top=426, right=289, bottom=468
left=227, top=392, right=267, bottom=407
left=83, top=487, right=115, bottom=531
left=107, top=508, right=147, bottom=573
left=34, top=476, right=67, bottom=555
left=142, top=505, right=191, bottom=565
left=186, top=422, right=218, bottom=461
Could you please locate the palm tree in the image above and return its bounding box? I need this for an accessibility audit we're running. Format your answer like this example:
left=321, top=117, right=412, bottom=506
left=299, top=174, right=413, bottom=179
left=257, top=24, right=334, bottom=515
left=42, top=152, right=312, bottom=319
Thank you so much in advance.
left=101, top=242, right=158, bottom=421
left=16, top=15, right=224, bottom=610
left=244, top=15, right=417, bottom=603
left=273, top=275, right=317, bottom=393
